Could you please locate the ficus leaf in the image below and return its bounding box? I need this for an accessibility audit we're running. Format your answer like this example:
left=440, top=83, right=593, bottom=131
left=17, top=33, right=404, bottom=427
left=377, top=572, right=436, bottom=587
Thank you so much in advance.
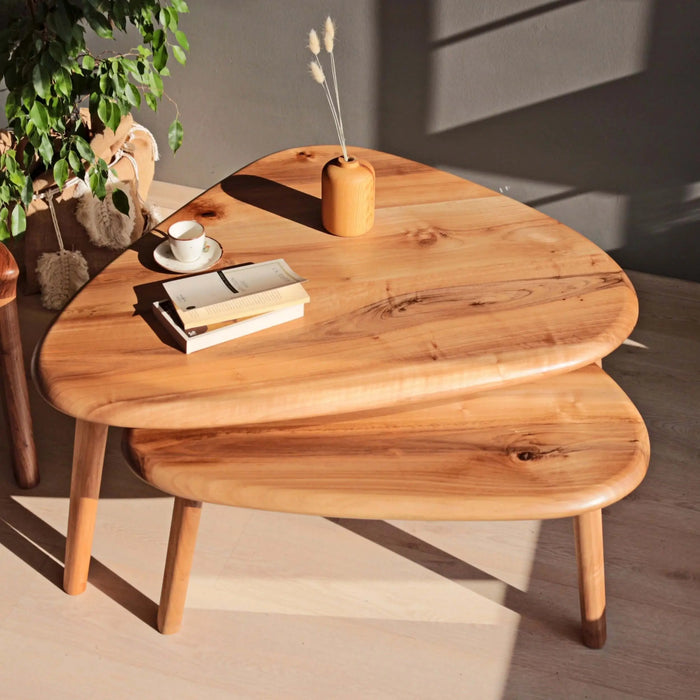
left=8, top=165, right=26, bottom=189
left=74, top=136, right=94, bottom=163
left=168, top=118, right=184, bottom=153
left=1, top=0, right=190, bottom=220
left=49, top=42, right=68, bottom=68
left=97, top=97, right=112, bottom=127
left=55, top=68, right=73, bottom=99
left=29, top=101, right=50, bottom=131
left=68, top=150, right=82, bottom=174
left=52, top=4, right=73, bottom=39
left=144, top=93, right=158, bottom=111
left=32, top=64, right=51, bottom=99
left=19, top=175, right=33, bottom=207
left=149, top=71, right=164, bottom=97
left=154, top=45, right=168, bottom=72
left=89, top=163, right=107, bottom=199
left=172, top=46, right=187, bottom=65
left=107, top=102, right=122, bottom=131
left=11, top=205, right=27, bottom=236
left=71, top=23, right=85, bottom=50
left=39, top=133, right=55, bottom=167
left=152, top=29, right=166, bottom=50
left=21, top=84, right=34, bottom=108
left=4, top=93, right=19, bottom=121
left=125, top=83, right=141, bottom=108
left=86, top=10, right=113, bottom=40
left=54, top=159, right=70, bottom=189
left=111, top=188, right=131, bottom=216
left=175, top=30, right=190, bottom=52
left=99, top=71, right=110, bottom=94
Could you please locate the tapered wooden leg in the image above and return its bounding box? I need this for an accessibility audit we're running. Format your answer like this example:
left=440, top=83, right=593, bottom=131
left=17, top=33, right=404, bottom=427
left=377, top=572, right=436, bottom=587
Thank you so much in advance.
left=158, top=498, right=203, bottom=635
left=0, top=299, right=39, bottom=489
left=574, top=509, right=607, bottom=648
left=63, top=419, right=109, bottom=595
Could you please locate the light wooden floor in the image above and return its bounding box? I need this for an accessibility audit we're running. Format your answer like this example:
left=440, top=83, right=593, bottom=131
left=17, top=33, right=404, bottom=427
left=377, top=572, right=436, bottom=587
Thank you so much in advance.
left=0, top=184, right=698, bottom=699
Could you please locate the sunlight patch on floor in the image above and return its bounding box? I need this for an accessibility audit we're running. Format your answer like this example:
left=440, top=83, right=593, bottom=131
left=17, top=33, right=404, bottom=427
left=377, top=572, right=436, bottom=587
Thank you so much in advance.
left=186, top=575, right=516, bottom=624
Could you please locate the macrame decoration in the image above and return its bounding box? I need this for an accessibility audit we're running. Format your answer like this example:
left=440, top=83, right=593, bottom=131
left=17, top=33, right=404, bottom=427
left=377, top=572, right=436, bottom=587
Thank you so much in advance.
left=74, top=124, right=159, bottom=247
left=36, top=188, right=90, bottom=311
left=25, top=118, right=159, bottom=310
left=75, top=181, right=137, bottom=250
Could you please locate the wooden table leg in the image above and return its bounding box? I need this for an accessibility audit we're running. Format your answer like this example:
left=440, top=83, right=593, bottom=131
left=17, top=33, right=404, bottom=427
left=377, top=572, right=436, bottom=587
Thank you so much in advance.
left=158, top=498, right=203, bottom=634
left=574, top=509, right=607, bottom=648
left=0, top=298, right=39, bottom=489
left=63, top=419, right=109, bottom=595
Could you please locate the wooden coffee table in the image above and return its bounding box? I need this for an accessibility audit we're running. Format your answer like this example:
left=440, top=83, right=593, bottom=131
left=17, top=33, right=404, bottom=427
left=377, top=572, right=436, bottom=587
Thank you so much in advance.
left=33, top=146, right=640, bottom=611
left=123, top=364, right=649, bottom=644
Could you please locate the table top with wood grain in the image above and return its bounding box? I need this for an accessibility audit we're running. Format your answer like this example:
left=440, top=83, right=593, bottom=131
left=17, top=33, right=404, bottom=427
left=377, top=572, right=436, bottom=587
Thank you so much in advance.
left=34, top=146, right=639, bottom=430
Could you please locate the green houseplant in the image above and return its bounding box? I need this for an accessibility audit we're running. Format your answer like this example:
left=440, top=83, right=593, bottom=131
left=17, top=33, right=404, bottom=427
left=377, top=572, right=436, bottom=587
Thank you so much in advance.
left=0, top=0, right=190, bottom=241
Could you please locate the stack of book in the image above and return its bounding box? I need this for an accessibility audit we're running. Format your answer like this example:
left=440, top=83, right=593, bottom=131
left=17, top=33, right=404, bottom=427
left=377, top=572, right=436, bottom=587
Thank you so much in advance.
left=153, top=258, right=309, bottom=353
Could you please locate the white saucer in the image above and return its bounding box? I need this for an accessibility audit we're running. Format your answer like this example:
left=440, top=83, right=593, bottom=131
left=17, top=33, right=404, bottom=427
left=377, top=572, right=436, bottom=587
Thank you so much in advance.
left=154, top=237, right=223, bottom=273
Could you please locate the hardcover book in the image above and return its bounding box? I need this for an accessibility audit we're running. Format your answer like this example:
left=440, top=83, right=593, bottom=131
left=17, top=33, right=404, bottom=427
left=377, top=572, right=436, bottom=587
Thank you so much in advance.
left=162, top=259, right=309, bottom=330
left=152, top=299, right=305, bottom=353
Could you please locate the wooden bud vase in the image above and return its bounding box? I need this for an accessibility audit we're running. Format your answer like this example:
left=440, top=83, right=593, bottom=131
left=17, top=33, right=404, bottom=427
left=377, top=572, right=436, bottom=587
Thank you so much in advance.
left=321, top=156, right=375, bottom=237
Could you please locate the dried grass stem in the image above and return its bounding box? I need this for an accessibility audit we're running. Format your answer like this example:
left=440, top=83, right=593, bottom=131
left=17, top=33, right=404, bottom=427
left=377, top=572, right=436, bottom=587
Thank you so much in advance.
left=307, top=17, right=348, bottom=161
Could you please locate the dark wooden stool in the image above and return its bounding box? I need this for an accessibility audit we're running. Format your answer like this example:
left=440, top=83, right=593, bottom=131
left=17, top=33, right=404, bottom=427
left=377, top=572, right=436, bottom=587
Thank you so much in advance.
left=0, top=241, right=39, bottom=489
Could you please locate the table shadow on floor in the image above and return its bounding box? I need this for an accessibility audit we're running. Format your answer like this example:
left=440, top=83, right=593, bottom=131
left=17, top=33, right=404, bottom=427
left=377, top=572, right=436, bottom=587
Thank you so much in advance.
left=329, top=517, right=581, bottom=643
left=0, top=496, right=158, bottom=627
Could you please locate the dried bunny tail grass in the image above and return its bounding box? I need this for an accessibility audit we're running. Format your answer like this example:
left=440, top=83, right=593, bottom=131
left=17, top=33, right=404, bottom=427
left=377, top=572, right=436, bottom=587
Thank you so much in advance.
left=309, top=60, right=325, bottom=84
left=324, top=16, right=335, bottom=52
left=309, top=60, right=344, bottom=157
left=323, top=17, right=345, bottom=155
left=308, top=29, right=321, bottom=55
left=307, top=18, right=348, bottom=161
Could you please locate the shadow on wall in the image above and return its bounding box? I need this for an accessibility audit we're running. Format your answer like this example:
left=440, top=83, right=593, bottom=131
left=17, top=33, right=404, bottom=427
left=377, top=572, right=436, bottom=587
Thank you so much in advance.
left=376, top=0, right=700, bottom=282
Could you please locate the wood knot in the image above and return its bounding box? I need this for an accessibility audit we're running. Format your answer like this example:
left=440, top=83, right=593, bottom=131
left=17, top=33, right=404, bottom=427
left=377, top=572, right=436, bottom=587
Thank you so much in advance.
left=381, top=294, right=423, bottom=318
left=191, top=203, right=221, bottom=219
left=516, top=450, right=536, bottom=461
left=296, top=150, right=314, bottom=160
left=407, top=227, right=449, bottom=246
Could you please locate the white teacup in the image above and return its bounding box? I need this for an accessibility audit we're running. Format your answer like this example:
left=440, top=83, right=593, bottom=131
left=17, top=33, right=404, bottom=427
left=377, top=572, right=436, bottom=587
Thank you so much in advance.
left=168, top=220, right=205, bottom=263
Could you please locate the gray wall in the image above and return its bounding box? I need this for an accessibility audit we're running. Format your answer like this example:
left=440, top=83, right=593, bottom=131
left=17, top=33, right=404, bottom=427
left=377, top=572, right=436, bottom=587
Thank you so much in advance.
left=7, top=0, right=700, bottom=280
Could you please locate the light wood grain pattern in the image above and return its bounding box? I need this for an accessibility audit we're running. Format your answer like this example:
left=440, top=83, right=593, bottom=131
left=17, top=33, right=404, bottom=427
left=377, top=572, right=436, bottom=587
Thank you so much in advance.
left=35, top=146, right=639, bottom=430
left=0, top=241, right=39, bottom=489
left=574, top=509, right=607, bottom=648
left=63, top=419, right=108, bottom=594
left=157, top=498, right=202, bottom=634
left=124, top=364, right=648, bottom=643
left=123, top=366, right=649, bottom=522
left=3, top=208, right=694, bottom=696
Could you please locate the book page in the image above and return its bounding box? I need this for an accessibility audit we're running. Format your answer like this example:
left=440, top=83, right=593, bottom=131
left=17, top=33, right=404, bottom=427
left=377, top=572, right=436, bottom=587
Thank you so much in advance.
left=176, top=283, right=308, bottom=329
left=163, top=259, right=309, bottom=329
left=152, top=299, right=305, bottom=353
left=163, top=259, right=305, bottom=309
